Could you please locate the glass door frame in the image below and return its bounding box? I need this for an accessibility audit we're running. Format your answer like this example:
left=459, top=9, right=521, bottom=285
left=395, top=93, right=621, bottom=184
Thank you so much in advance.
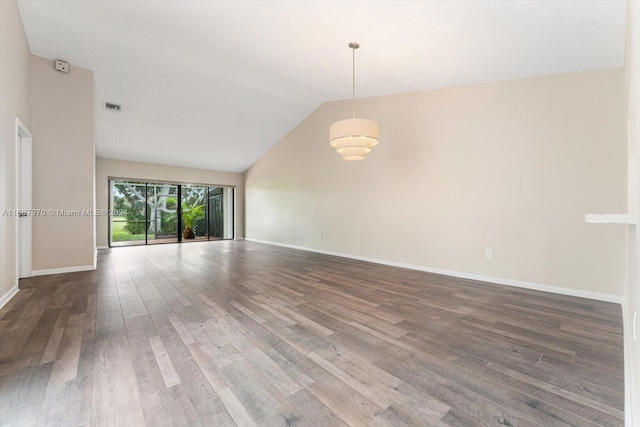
left=108, top=177, right=235, bottom=247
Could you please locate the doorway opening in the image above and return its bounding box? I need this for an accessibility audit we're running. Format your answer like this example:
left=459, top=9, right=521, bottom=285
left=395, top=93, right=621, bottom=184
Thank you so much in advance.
left=16, top=119, right=32, bottom=279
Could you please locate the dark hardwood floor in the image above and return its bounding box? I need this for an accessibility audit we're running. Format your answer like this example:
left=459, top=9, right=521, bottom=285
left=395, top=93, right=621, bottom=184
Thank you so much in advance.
left=0, top=241, right=624, bottom=426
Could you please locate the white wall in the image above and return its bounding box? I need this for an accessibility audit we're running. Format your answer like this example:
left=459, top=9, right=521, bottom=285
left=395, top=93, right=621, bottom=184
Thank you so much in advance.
left=624, top=1, right=640, bottom=424
left=0, top=0, right=32, bottom=304
left=30, top=55, right=95, bottom=273
left=95, top=158, right=244, bottom=247
left=245, top=69, right=627, bottom=299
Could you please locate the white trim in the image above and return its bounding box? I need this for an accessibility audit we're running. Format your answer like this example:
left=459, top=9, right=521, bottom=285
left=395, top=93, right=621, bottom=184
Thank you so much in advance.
left=246, top=238, right=624, bottom=304
left=93, top=248, right=97, bottom=269
left=32, top=265, right=96, bottom=276
left=96, top=246, right=109, bottom=250
left=15, top=118, right=33, bottom=280
left=622, top=302, right=634, bottom=427
left=585, top=214, right=637, bottom=224
left=0, top=285, right=19, bottom=310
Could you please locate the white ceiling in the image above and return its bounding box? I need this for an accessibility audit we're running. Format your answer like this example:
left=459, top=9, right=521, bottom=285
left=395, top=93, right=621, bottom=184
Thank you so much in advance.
left=17, top=0, right=628, bottom=173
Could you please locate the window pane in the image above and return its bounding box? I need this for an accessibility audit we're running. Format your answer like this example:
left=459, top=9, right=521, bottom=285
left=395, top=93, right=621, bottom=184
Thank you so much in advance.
left=111, top=181, right=146, bottom=246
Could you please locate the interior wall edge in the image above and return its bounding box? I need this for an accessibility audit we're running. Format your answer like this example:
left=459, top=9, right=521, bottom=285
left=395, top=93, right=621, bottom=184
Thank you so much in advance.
left=246, top=238, right=624, bottom=305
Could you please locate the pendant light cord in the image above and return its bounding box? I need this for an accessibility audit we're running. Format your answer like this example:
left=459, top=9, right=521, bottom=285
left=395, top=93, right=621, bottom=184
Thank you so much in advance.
left=352, top=45, right=356, bottom=119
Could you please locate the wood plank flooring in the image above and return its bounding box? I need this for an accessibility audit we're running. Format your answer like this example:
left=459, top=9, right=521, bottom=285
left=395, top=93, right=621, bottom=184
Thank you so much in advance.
left=0, top=241, right=624, bottom=426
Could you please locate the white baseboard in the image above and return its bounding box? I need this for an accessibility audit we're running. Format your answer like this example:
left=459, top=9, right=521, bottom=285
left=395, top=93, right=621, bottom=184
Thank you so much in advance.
left=32, top=264, right=96, bottom=276
left=0, top=285, right=19, bottom=310
left=245, top=238, right=623, bottom=305
left=96, top=246, right=108, bottom=250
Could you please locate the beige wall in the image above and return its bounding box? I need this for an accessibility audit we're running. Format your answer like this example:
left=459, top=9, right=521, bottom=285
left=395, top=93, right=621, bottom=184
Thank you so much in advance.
left=624, top=1, right=640, bottom=424
left=0, top=0, right=32, bottom=301
left=246, top=69, right=627, bottom=297
left=30, top=55, right=95, bottom=272
left=95, top=158, right=244, bottom=247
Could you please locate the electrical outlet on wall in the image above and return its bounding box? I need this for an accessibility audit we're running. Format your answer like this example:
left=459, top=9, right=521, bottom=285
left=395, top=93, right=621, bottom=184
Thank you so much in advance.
left=485, top=249, right=493, bottom=259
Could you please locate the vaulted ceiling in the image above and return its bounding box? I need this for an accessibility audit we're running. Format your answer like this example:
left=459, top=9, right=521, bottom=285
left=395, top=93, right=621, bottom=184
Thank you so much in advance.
left=17, top=0, right=628, bottom=173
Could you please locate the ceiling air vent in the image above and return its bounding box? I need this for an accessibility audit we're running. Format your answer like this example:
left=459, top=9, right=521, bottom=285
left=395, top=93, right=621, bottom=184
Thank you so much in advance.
left=104, top=102, right=122, bottom=112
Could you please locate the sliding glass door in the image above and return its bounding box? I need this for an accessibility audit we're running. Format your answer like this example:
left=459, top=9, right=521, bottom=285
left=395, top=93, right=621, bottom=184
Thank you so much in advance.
left=111, top=181, right=148, bottom=245
left=109, top=179, right=234, bottom=247
left=148, top=182, right=179, bottom=244
left=181, top=185, right=207, bottom=241
left=208, top=187, right=234, bottom=239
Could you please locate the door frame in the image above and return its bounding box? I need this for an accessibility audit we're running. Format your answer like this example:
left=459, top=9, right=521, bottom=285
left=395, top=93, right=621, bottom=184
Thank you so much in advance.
left=108, top=179, right=235, bottom=247
left=15, top=118, right=32, bottom=279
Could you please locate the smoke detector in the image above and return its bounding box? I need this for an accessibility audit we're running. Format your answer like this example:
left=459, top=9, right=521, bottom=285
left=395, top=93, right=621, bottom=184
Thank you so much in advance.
left=55, top=60, right=69, bottom=73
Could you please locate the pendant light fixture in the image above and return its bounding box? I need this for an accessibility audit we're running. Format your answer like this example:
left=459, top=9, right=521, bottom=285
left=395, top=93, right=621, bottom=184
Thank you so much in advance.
left=329, top=42, right=379, bottom=161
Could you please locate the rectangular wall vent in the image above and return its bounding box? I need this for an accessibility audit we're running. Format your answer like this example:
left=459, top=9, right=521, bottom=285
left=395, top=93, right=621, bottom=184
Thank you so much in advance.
left=104, top=102, right=122, bottom=112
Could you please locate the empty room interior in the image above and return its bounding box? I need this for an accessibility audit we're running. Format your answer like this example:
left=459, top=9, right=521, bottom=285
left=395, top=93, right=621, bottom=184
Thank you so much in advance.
left=1, top=0, right=640, bottom=425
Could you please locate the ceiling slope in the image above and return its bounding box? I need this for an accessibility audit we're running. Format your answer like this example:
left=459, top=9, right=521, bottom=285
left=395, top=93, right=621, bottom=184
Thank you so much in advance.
left=17, top=0, right=628, bottom=172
